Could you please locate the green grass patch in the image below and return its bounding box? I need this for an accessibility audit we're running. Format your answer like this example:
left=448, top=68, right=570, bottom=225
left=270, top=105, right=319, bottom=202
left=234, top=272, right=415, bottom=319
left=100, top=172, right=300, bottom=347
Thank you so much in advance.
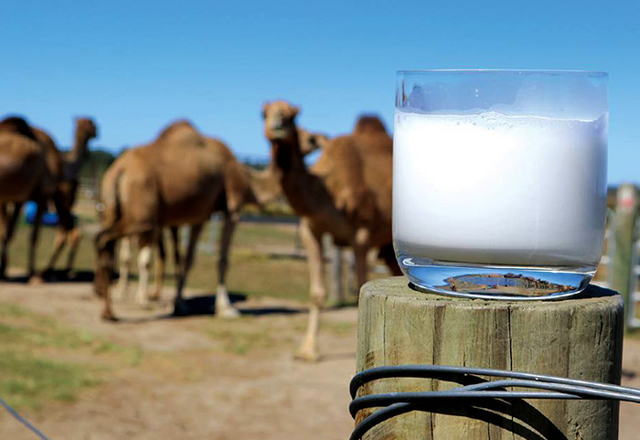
left=0, top=303, right=142, bottom=410
left=198, top=221, right=299, bottom=250
left=0, top=351, right=100, bottom=411
left=0, top=303, right=113, bottom=352
left=10, top=218, right=309, bottom=302
left=10, top=214, right=382, bottom=306
left=188, top=252, right=310, bottom=302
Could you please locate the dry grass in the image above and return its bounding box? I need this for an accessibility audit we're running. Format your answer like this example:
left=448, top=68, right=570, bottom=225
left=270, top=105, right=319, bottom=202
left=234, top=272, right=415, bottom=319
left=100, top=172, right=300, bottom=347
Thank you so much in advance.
left=8, top=215, right=311, bottom=303
left=0, top=303, right=140, bottom=410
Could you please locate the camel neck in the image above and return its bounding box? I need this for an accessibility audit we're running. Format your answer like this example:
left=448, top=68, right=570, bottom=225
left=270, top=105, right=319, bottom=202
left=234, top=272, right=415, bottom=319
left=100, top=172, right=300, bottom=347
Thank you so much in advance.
left=270, top=136, right=306, bottom=173
left=66, top=129, right=91, bottom=179
left=269, top=136, right=325, bottom=217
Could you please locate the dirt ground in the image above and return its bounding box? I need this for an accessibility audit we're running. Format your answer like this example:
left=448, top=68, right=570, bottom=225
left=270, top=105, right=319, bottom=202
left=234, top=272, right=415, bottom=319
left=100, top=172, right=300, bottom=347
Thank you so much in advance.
left=0, top=279, right=357, bottom=440
left=0, top=279, right=639, bottom=440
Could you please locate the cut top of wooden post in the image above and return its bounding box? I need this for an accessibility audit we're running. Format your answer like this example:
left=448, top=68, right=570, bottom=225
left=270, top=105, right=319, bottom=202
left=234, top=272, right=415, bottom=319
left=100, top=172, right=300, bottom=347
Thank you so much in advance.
left=360, top=277, right=622, bottom=316
left=356, top=277, right=624, bottom=440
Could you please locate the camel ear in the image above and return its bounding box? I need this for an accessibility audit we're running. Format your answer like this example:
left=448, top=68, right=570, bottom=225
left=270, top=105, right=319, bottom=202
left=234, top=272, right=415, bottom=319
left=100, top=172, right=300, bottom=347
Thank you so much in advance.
left=261, top=103, right=269, bottom=120
left=292, top=106, right=300, bottom=117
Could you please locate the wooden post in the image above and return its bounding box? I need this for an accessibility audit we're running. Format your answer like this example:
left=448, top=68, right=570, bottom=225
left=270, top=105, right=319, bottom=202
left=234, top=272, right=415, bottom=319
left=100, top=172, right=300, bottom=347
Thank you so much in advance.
left=329, top=245, right=345, bottom=305
left=611, top=183, right=638, bottom=327
left=356, top=277, right=624, bottom=440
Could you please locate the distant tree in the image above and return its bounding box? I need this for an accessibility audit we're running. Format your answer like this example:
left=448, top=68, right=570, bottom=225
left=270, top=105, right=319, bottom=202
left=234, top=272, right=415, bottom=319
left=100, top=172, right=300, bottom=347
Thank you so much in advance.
left=78, top=148, right=117, bottom=181
left=241, top=155, right=269, bottom=170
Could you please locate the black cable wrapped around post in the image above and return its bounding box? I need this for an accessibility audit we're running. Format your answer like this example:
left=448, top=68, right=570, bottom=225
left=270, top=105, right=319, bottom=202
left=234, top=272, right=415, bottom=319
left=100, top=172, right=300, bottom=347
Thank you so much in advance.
left=354, top=277, right=624, bottom=440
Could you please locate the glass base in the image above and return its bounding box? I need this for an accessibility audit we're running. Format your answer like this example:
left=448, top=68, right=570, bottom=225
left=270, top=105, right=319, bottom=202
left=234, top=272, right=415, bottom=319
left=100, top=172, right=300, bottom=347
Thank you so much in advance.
left=400, top=257, right=593, bottom=301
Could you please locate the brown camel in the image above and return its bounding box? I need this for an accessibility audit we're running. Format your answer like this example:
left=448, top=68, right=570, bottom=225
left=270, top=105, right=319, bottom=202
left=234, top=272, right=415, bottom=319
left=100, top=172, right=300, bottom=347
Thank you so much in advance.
left=94, top=120, right=281, bottom=320
left=112, top=127, right=328, bottom=307
left=43, top=118, right=98, bottom=277
left=262, top=101, right=401, bottom=361
left=0, top=116, right=96, bottom=281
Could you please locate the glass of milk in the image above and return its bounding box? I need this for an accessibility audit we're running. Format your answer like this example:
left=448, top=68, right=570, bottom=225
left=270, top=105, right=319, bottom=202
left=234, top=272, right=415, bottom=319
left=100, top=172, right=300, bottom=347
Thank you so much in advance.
left=394, top=70, right=608, bottom=299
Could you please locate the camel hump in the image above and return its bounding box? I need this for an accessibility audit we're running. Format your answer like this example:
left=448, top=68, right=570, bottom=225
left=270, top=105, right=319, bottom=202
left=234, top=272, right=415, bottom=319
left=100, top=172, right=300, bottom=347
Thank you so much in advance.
left=157, top=120, right=197, bottom=139
left=156, top=120, right=204, bottom=145
left=353, top=115, right=388, bottom=135
left=32, top=127, right=56, bottom=149
left=0, top=116, right=37, bottom=140
left=312, top=136, right=372, bottom=218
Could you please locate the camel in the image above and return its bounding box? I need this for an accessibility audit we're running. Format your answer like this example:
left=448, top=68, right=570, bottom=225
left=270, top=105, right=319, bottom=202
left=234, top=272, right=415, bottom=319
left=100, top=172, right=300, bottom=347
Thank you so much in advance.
left=262, top=101, right=401, bottom=361
left=111, top=126, right=328, bottom=307
left=42, top=118, right=98, bottom=277
left=94, top=120, right=281, bottom=320
left=0, top=116, right=96, bottom=281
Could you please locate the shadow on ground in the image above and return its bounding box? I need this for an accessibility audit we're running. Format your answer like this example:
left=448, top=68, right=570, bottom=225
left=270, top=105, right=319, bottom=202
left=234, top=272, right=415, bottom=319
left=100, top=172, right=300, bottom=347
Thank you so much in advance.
left=1, top=270, right=96, bottom=284
left=167, top=293, right=306, bottom=318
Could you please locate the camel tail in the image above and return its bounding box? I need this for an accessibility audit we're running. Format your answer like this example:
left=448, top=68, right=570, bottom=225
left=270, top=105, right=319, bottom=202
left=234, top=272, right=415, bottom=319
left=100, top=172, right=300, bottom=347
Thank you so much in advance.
left=97, top=162, right=124, bottom=233
left=94, top=165, right=123, bottom=297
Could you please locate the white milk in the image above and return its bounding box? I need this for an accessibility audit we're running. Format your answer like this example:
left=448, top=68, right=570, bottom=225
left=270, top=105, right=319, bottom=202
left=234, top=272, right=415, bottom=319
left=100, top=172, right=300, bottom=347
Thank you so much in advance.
left=393, top=110, right=608, bottom=268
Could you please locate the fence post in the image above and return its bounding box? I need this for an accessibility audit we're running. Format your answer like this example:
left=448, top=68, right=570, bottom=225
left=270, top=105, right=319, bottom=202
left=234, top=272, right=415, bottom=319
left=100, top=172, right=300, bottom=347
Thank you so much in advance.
left=324, top=235, right=344, bottom=305
left=355, top=277, right=623, bottom=440
left=611, top=183, right=638, bottom=328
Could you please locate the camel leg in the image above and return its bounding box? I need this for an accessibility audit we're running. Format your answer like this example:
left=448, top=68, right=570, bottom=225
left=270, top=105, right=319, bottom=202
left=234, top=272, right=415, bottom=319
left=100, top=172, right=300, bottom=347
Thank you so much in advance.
left=173, top=223, right=203, bottom=316
left=28, top=200, right=46, bottom=283
left=379, top=243, right=402, bottom=276
left=0, top=203, right=22, bottom=280
left=114, top=237, right=132, bottom=300
left=170, top=226, right=182, bottom=279
left=0, top=204, right=6, bottom=279
left=215, top=213, right=240, bottom=319
left=94, top=231, right=117, bottom=321
left=63, top=227, right=82, bottom=275
left=135, top=234, right=154, bottom=307
left=43, top=228, right=67, bottom=277
left=44, top=191, right=75, bottom=277
left=150, top=232, right=166, bottom=301
left=295, top=219, right=325, bottom=362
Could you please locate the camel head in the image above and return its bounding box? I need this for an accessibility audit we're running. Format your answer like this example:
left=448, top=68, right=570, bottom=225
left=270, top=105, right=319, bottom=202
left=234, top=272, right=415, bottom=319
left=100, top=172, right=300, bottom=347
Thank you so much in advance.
left=298, top=128, right=330, bottom=156
left=63, top=117, right=98, bottom=180
left=262, top=101, right=300, bottom=142
left=76, top=117, right=98, bottom=140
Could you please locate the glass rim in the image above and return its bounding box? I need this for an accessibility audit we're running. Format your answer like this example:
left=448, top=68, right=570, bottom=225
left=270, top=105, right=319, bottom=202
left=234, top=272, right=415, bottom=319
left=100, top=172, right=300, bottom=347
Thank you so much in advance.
left=397, top=69, right=608, bottom=77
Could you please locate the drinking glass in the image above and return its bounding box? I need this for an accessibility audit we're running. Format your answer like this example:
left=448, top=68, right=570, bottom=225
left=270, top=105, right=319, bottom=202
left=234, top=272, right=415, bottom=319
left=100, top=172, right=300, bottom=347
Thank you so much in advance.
left=393, top=70, right=608, bottom=299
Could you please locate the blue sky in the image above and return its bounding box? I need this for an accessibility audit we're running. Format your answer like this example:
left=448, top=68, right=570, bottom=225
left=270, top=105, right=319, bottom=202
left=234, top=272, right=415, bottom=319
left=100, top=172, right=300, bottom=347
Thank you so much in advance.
left=1, top=0, right=638, bottom=183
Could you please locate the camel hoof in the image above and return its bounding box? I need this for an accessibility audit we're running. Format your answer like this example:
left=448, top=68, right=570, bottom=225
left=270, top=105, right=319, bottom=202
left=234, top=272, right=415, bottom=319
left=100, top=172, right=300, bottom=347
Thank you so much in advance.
left=217, top=307, right=240, bottom=319
left=101, top=311, right=118, bottom=322
left=29, top=275, right=44, bottom=286
left=294, top=348, right=321, bottom=363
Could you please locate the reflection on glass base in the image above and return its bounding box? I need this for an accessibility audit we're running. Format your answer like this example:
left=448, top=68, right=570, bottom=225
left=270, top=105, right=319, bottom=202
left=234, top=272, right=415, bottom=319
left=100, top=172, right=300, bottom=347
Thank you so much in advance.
left=400, top=257, right=593, bottom=301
